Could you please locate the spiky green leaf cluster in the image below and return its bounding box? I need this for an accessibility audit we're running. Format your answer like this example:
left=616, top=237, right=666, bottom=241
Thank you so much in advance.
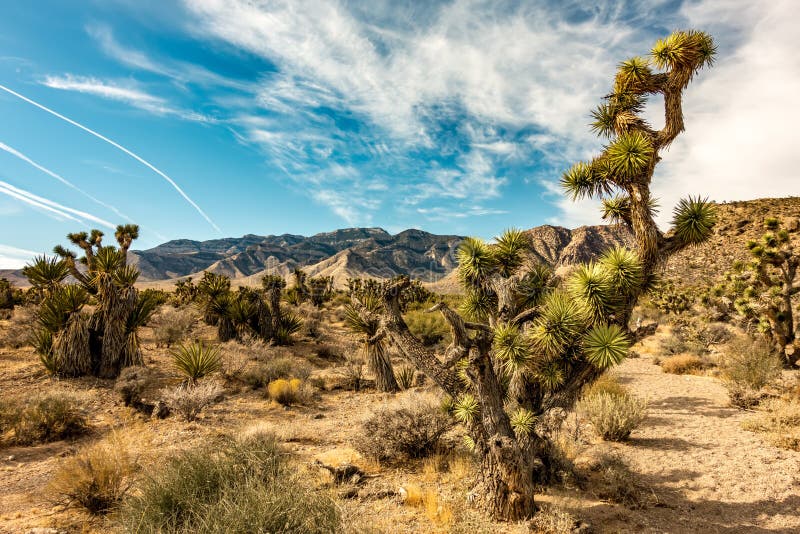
left=567, top=263, right=616, bottom=325
left=171, top=341, right=222, bottom=382
left=492, top=324, right=532, bottom=374
left=583, top=324, right=630, bottom=369
left=651, top=30, right=716, bottom=73
left=671, top=196, right=716, bottom=246
left=606, top=131, right=653, bottom=179
left=509, top=408, right=536, bottom=437
left=453, top=393, right=479, bottom=425
left=530, top=290, right=586, bottom=356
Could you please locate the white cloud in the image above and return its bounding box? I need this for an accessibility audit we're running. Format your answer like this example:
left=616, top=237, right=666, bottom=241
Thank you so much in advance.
left=0, top=244, right=41, bottom=269
left=649, top=0, right=800, bottom=226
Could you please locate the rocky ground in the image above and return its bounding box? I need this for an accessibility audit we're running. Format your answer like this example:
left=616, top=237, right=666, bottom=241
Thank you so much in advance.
left=1, top=319, right=799, bottom=533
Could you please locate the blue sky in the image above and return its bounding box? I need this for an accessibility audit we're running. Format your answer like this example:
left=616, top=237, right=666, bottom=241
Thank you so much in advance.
left=1, top=0, right=798, bottom=267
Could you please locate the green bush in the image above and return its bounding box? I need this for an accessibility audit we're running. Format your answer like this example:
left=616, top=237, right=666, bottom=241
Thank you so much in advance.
left=0, top=393, right=89, bottom=445
left=117, top=432, right=340, bottom=533
left=578, top=391, right=646, bottom=442
left=721, top=336, right=783, bottom=408
left=404, top=309, right=449, bottom=346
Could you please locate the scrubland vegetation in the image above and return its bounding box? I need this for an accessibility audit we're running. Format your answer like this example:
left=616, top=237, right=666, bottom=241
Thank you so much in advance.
left=1, top=29, right=799, bottom=533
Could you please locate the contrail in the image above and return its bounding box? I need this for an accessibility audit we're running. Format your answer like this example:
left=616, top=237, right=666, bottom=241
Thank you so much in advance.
left=0, top=141, right=132, bottom=223
left=0, top=180, right=116, bottom=229
left=0, top=84, right=222, bottom=233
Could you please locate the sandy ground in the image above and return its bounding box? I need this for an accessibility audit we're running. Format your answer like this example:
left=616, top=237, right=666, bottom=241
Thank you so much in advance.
left=1, top=323, right=799, bottom=533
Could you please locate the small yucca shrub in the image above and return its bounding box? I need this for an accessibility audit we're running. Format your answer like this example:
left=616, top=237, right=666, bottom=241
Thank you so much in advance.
left=170, top=341, right=221, bottom=383
left=396, top=366, right=416, bottom=390
left=578, top=391, right=646, bottom=441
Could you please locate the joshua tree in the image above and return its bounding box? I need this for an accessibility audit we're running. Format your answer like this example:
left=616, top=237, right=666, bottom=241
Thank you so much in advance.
left=287, top=268, right=310, bottom=304
left=115, top=224, right=140, bottom=265
left=731, top=218, right=799, bottom=364
left=197, top=271, right=231, bottom=325
left=561, top=30, right=718, bottom=325
left=373, top=230, right=642, bottom=519
left=173, top=278, right=198, bottom=305
left=308, top=276, right=334, bottom=308
left=261, top=274, right=286, bottom=339
left=28, top=227, right=157, bottom=378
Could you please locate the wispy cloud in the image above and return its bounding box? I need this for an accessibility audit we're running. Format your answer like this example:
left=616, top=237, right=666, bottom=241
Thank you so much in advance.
left=0, top=140, right=132, bottom=222
left=41, top=74, right=216, bottom=122
left=0, top=83, right=222, bottom=233
left=0, top=180, right=116, bottom=228
left=0, top=243, right=42, bottom=269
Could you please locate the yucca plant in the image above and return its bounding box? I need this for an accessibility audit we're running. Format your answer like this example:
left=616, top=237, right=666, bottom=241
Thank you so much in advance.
left=197, top=271, right=231, bottom=325
left=170, top=341, right=222, bottom=383
left=370, top=226, right=646, bottom=521
left=561, top=30, right=717, bottom=327
left=344, top=292, right=398, bottom=393
left=273, top=310, right=303, bottom=346
left=308, top=276, right=334, bottom=308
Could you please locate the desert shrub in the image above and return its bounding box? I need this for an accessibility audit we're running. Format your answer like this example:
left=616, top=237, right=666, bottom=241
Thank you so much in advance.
left=742, top=398, right=800, bottom=450
left=659, top=333, right=705, bottom=357
left=170, top=341, right=221, bottom=383
left=660, top=354, right=704, bottom=375
left=591, top=453, right=653, bottom=508
left=118, top=432, right=340, bottom=533
left=396, top=366, right=416, bottom=390
left=315, top=344, right=341, bottom=361
left=115, top=366, right=158, bottom=408
left=335, top=353, right=368, bottom=391
left=721, top=336, right=782, bottom=409
left=242, top=357, right=311, bottom=390
left=577, top=391, right=646, bottom=442
left=404, top=309, right=449, bottom=346
left=0, top=304, right=36, bottom=348
left=266, top=378, right=313, bottom=406
left=354, top=395, right=453, bottom=464
left=582, top=372, right=626, bottom=398
left=151, top=306, right=196, bottom=347
left=698, top=323, right=732, bottom=346
left=721, top=336, right=782, bottom=391
left=49, top=431, right=139, bottom=514
left=530, top=505, right=579, bottom=534
left=0, top=393, right=89, bottom=445
left=140, top=288, right=170, bottom=307
left=161, top=381, right=224, bottom=422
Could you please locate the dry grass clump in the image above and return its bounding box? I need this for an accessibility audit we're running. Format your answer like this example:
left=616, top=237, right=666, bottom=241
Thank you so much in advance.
left=530, top=505, right=579, bottom=534
left=660, top=354, right=704, bottom=375
left=720, top=336, right=783, bottom=408
left=354, top=394, right=453, bottom=464
left=151, top=306, right=196, bottom=347
left=582, top=372, right=627, bottom=398
left=399, top=484, right=455, bottom=529
left=0, top=304, right=35, bottom=348
left=161, top=381, right=224, bottom=421
left=117, top=432, right=340, bottom=533
left=266, top=378, right=314, bottom=406
left=49, top=431, right=139, bottom=514
left=742, top=398, right=800, bottom=451
left=590, top=453, right=655, bottom=509
left=577, top=379, right=646, bottom=442
left=115, top=366, right=158, bottom=408
left=0, top=392, right=89, bottom=445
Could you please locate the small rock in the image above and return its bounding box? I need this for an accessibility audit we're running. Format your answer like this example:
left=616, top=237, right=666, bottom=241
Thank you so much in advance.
left=5, top=455, right=14, bottom=461
left=311, top=413, right=325, bottom=419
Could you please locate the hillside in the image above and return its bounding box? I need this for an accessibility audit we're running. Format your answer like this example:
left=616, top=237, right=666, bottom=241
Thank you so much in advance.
left=663, top=197, right=800, bottom=287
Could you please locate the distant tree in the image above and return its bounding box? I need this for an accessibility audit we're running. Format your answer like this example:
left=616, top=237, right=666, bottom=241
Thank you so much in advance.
left=308, top=276, right=334, bottom=308
left=727, top=218, right=799, bottom=365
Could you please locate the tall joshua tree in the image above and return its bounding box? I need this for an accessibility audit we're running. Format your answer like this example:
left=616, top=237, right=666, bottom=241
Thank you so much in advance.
left=371, top=31, right=718, bottom=520
left=345, top=290, right=399, bottom=393
left=561, top=30, right=718, bottom=324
